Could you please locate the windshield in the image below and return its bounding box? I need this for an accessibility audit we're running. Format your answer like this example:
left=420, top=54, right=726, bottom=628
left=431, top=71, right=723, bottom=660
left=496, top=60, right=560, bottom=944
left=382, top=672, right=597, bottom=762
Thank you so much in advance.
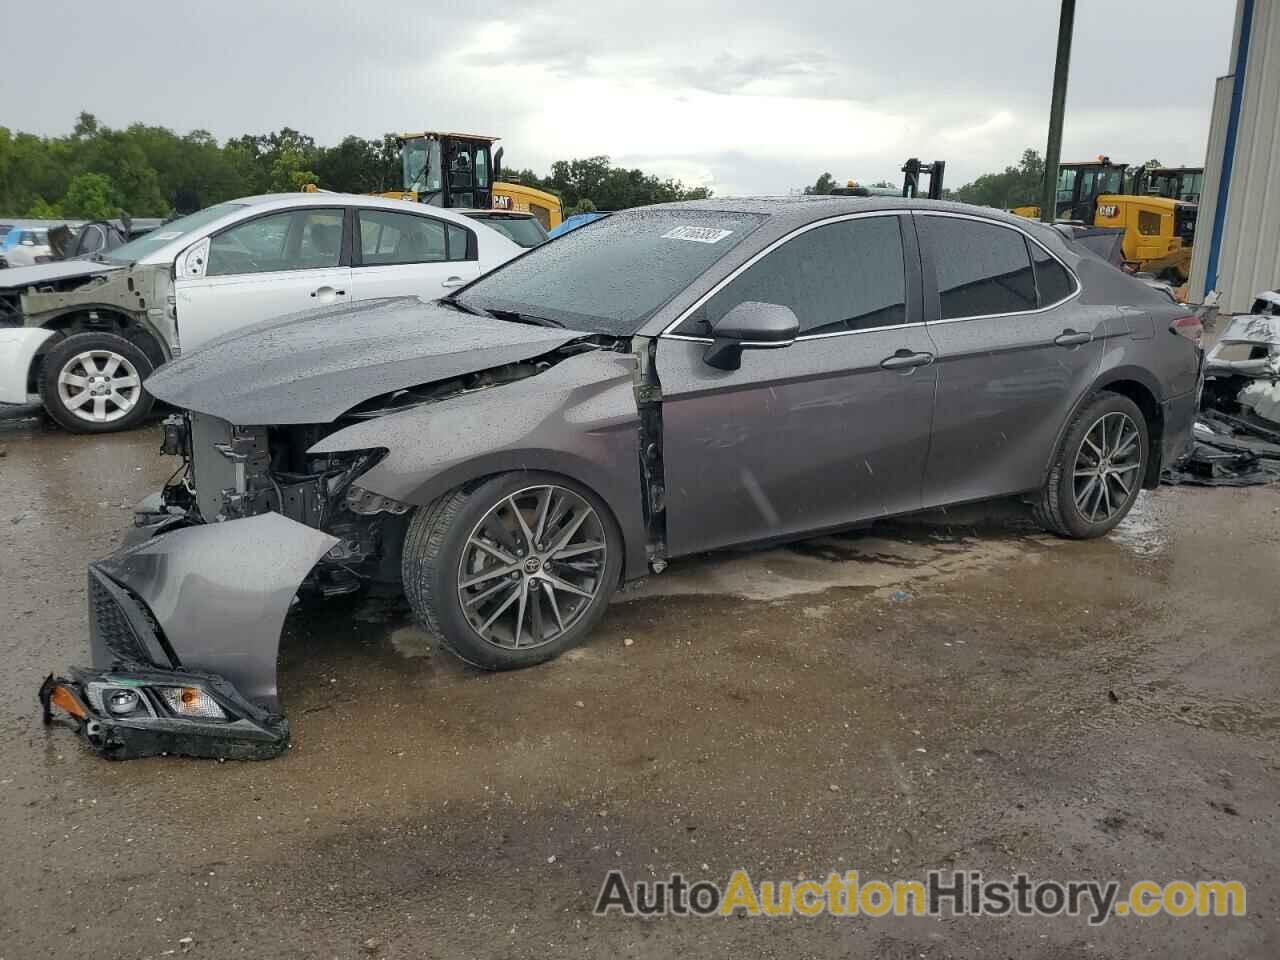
left=402, top=138, right=442, bottom=195
left=465, top=213, right=547, bottom=248
left=1054, top=167, right=1077, bottom=204
left=1097, top=167, right=1124, bottom=194
left=457, top=209, right=764, bottom=335
left=106, top=203, right=246, bottom=264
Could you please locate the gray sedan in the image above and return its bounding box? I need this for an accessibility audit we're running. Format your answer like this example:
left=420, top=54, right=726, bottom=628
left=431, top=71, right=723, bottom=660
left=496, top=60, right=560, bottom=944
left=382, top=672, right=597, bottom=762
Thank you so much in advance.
left=44, top=197, right=1201, bottom=759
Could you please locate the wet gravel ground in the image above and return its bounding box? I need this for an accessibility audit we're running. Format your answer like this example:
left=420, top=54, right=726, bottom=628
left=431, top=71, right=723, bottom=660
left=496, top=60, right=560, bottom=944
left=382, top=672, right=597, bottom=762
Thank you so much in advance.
left=1, top=408, right=1278, bottom=959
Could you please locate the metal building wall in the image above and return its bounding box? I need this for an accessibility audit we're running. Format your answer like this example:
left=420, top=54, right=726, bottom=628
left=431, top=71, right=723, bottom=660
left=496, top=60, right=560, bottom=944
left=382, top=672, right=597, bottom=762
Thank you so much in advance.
left=1187, top=76, right=1233, bottom=299
left=1190, top=0, right=1280, bottom=312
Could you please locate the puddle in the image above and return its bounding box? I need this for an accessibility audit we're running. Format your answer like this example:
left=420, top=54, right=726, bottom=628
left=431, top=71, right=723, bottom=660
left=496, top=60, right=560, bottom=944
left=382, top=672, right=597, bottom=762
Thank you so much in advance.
left=1107, top=492, right=1165, bottom=559
left=619, top=528, right=1041, bottom=602
left=387, top=623, right=433, bottom=659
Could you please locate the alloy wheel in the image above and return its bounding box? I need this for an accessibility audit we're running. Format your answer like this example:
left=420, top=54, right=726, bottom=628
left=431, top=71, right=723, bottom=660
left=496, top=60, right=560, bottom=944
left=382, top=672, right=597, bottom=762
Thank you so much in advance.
left=1072, top=411, right=1142, bottom=523
left=56, top=350, right=142, bottom=424
left=456, top=484, right=608, bottom=650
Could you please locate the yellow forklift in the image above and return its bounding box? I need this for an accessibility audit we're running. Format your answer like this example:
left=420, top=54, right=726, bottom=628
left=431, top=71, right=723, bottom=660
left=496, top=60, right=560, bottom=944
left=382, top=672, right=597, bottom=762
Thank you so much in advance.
left=385, top=131, right=563, bottom=230
left=1011, top=157, right=1196, bottom=282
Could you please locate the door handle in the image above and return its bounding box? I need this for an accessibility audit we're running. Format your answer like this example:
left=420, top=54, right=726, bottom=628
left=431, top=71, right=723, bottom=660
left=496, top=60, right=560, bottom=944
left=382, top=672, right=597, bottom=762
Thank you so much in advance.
left=1054, top=330, right=1092, bottom=347
left=440, top=276, right=466, bottom=289
left=880, top=350, right=934, bottom=370
left=309, top=287, right=346, bottom=298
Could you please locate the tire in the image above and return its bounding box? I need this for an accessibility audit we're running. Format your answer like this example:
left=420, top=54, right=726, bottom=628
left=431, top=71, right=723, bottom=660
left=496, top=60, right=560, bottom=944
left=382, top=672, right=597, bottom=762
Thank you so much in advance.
left=39, top=331, right=155, bottom=434
left=401, top=472, right=624, bottom=670
left=1033, top=392, right=1149, bottom=539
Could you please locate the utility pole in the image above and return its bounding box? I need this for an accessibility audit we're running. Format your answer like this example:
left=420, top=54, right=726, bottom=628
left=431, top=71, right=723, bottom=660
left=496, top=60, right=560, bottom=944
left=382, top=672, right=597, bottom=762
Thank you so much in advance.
left=1041, top=0, right=1076, bottom=222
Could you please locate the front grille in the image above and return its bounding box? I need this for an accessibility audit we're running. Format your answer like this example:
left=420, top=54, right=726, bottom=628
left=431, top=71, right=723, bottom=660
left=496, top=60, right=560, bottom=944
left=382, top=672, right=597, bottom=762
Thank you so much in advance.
left=88, top=572, right=149, bottom=663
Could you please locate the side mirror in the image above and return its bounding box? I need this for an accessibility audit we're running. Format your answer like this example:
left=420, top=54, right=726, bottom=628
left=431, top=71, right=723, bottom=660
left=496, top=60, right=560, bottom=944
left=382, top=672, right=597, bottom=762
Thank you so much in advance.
left=703, top=301, right=799, bottom=370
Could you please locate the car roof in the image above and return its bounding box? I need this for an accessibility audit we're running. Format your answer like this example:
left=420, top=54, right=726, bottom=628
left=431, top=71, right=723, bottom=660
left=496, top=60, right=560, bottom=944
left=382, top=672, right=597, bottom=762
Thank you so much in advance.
left=642, top=195, right=1066, bottom=246
left=133, top=192, right=521, bottom=265
left=235, top=192, right=490, bottom=225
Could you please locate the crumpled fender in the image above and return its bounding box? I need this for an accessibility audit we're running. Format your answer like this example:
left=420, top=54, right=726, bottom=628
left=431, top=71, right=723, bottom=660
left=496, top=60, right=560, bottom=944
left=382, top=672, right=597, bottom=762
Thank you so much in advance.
left=0, top=327, right=54, bottom=404
left=92, top=512, right=339, bottom=709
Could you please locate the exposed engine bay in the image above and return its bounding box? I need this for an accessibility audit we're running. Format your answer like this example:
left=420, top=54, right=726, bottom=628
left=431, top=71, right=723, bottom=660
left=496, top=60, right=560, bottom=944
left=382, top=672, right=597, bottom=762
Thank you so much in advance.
left=151, top=353, right=602, bottom=597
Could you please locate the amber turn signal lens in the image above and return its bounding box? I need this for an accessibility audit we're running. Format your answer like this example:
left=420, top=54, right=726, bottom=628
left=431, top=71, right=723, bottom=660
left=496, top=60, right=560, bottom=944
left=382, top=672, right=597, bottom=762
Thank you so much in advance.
left=50, top=685, right=87, bottom=719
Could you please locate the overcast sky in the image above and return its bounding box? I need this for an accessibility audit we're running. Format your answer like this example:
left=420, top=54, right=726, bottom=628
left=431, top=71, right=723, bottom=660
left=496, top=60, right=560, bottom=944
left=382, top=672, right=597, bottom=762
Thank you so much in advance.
left=6, top=0, right=1235, bottom=195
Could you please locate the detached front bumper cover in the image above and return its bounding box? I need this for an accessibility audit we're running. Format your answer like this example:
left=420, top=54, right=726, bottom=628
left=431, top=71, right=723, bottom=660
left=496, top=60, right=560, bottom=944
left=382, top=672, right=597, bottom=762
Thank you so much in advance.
left=42, top=511, right=338, bottom=761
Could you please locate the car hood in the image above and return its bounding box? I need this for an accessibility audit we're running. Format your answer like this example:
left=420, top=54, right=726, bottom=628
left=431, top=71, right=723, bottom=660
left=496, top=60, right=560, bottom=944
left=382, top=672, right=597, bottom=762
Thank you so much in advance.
left=0, top=259, right=120, bottom=290
left=145, top=296, right=581, bottom=425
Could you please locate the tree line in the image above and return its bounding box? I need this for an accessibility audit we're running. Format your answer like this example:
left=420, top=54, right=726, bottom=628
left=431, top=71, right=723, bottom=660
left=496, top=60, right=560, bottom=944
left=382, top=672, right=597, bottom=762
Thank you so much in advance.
left=0, top=113, right=711, bottom=221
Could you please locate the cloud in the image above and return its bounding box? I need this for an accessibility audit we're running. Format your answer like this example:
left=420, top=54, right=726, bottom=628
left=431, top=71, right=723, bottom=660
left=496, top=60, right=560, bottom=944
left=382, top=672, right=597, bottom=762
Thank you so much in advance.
left=940, top=111, right=1017, bottom=143
left=6, top=0, right=1235, bottom=195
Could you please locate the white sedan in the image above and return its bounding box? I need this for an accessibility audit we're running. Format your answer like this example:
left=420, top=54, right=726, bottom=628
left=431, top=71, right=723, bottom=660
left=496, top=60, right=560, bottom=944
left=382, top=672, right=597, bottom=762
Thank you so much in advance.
left=0, top=194, right=526, bottom=432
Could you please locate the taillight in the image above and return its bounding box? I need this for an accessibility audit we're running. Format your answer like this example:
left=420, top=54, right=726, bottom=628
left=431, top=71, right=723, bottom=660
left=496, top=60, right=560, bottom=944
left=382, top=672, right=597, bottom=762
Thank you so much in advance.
left=1169, top=315, right=1202, bottom=346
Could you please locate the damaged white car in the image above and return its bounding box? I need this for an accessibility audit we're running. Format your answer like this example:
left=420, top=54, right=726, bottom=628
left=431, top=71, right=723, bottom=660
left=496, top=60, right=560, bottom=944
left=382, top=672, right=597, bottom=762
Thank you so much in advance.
left=0, top=194, right=524, bottom=431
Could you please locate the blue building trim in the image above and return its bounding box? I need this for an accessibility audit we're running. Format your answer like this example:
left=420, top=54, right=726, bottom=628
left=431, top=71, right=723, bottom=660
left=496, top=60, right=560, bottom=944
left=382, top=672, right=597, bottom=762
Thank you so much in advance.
left=1204, top=0, right=1256, bottom=298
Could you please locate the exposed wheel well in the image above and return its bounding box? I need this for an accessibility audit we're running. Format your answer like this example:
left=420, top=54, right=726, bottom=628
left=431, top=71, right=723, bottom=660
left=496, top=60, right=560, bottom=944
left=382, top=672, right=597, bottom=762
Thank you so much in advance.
left=1099, top=379, right=1164, bottom=488
left=33, top=309, right=167, bottom=389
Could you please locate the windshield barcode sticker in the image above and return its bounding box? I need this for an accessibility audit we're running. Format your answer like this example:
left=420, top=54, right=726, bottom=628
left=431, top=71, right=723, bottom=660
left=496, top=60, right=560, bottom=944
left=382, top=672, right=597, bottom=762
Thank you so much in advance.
left=662, top=226, right=733, bottom=243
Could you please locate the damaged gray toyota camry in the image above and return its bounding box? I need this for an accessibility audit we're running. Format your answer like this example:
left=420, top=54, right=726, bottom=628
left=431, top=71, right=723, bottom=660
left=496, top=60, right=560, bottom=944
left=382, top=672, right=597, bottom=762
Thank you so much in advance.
left=41, top=197, right=1202, bottom=759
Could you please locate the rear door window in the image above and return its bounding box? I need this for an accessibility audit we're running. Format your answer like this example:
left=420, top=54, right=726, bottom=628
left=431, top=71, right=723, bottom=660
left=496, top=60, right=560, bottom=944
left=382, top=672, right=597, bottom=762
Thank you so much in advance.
left=920, top=217, right=1037, bottom=319
left=678, top=216, right=907, bottom=337
left=357, top=209, right=448, bottom=265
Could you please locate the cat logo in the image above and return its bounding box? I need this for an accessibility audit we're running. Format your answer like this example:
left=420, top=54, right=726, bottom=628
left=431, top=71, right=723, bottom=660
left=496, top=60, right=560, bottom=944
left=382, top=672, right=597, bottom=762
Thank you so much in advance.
left=1097, top=203, right=1120, bottom=218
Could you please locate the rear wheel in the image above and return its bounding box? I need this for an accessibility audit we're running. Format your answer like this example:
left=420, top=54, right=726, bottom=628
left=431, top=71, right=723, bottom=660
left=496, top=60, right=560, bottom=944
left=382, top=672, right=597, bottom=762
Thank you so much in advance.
left=401, top=472, right=623, bottom=670
left=39, top=331, right=155, bottom=433
left=1034, top=393, right=1149, bottom=538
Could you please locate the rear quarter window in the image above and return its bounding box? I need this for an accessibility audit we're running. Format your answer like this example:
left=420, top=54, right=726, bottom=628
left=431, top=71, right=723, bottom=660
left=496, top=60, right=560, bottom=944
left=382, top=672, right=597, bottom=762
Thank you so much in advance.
left=1030, top=243, right=1076, bottom=306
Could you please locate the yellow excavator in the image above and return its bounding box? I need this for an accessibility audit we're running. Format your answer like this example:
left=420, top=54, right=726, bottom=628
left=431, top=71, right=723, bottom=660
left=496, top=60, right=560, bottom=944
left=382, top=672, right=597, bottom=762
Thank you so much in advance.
left=379, top=131, right=563, bottom=230
left=1011, top=157, right=1196, bottom=282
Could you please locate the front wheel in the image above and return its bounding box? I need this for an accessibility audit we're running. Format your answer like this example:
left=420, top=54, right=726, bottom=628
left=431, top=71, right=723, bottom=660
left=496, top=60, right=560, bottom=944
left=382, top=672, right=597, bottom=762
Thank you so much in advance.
left=1034, top=393, right=1149, bottom=538
left=39, top=331, right=155, bottom=433
left=401, top=472, right=623, bottom=670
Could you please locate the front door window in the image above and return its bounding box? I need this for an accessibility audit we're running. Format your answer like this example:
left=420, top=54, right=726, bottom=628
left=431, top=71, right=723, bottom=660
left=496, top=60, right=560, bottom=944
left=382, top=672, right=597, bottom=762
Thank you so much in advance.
left=206, top=209, right=344, bottom=276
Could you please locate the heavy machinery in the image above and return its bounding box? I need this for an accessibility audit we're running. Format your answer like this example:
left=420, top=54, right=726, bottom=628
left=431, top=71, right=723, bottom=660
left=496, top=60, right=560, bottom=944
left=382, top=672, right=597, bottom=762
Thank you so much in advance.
left=1134, top=166, right=1204, bottom=204
left=828, top=158, right=947, bottom=199
left=384, top=131, right=563, bottom=230
left=1011, top=157, right=1197, bottom=283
